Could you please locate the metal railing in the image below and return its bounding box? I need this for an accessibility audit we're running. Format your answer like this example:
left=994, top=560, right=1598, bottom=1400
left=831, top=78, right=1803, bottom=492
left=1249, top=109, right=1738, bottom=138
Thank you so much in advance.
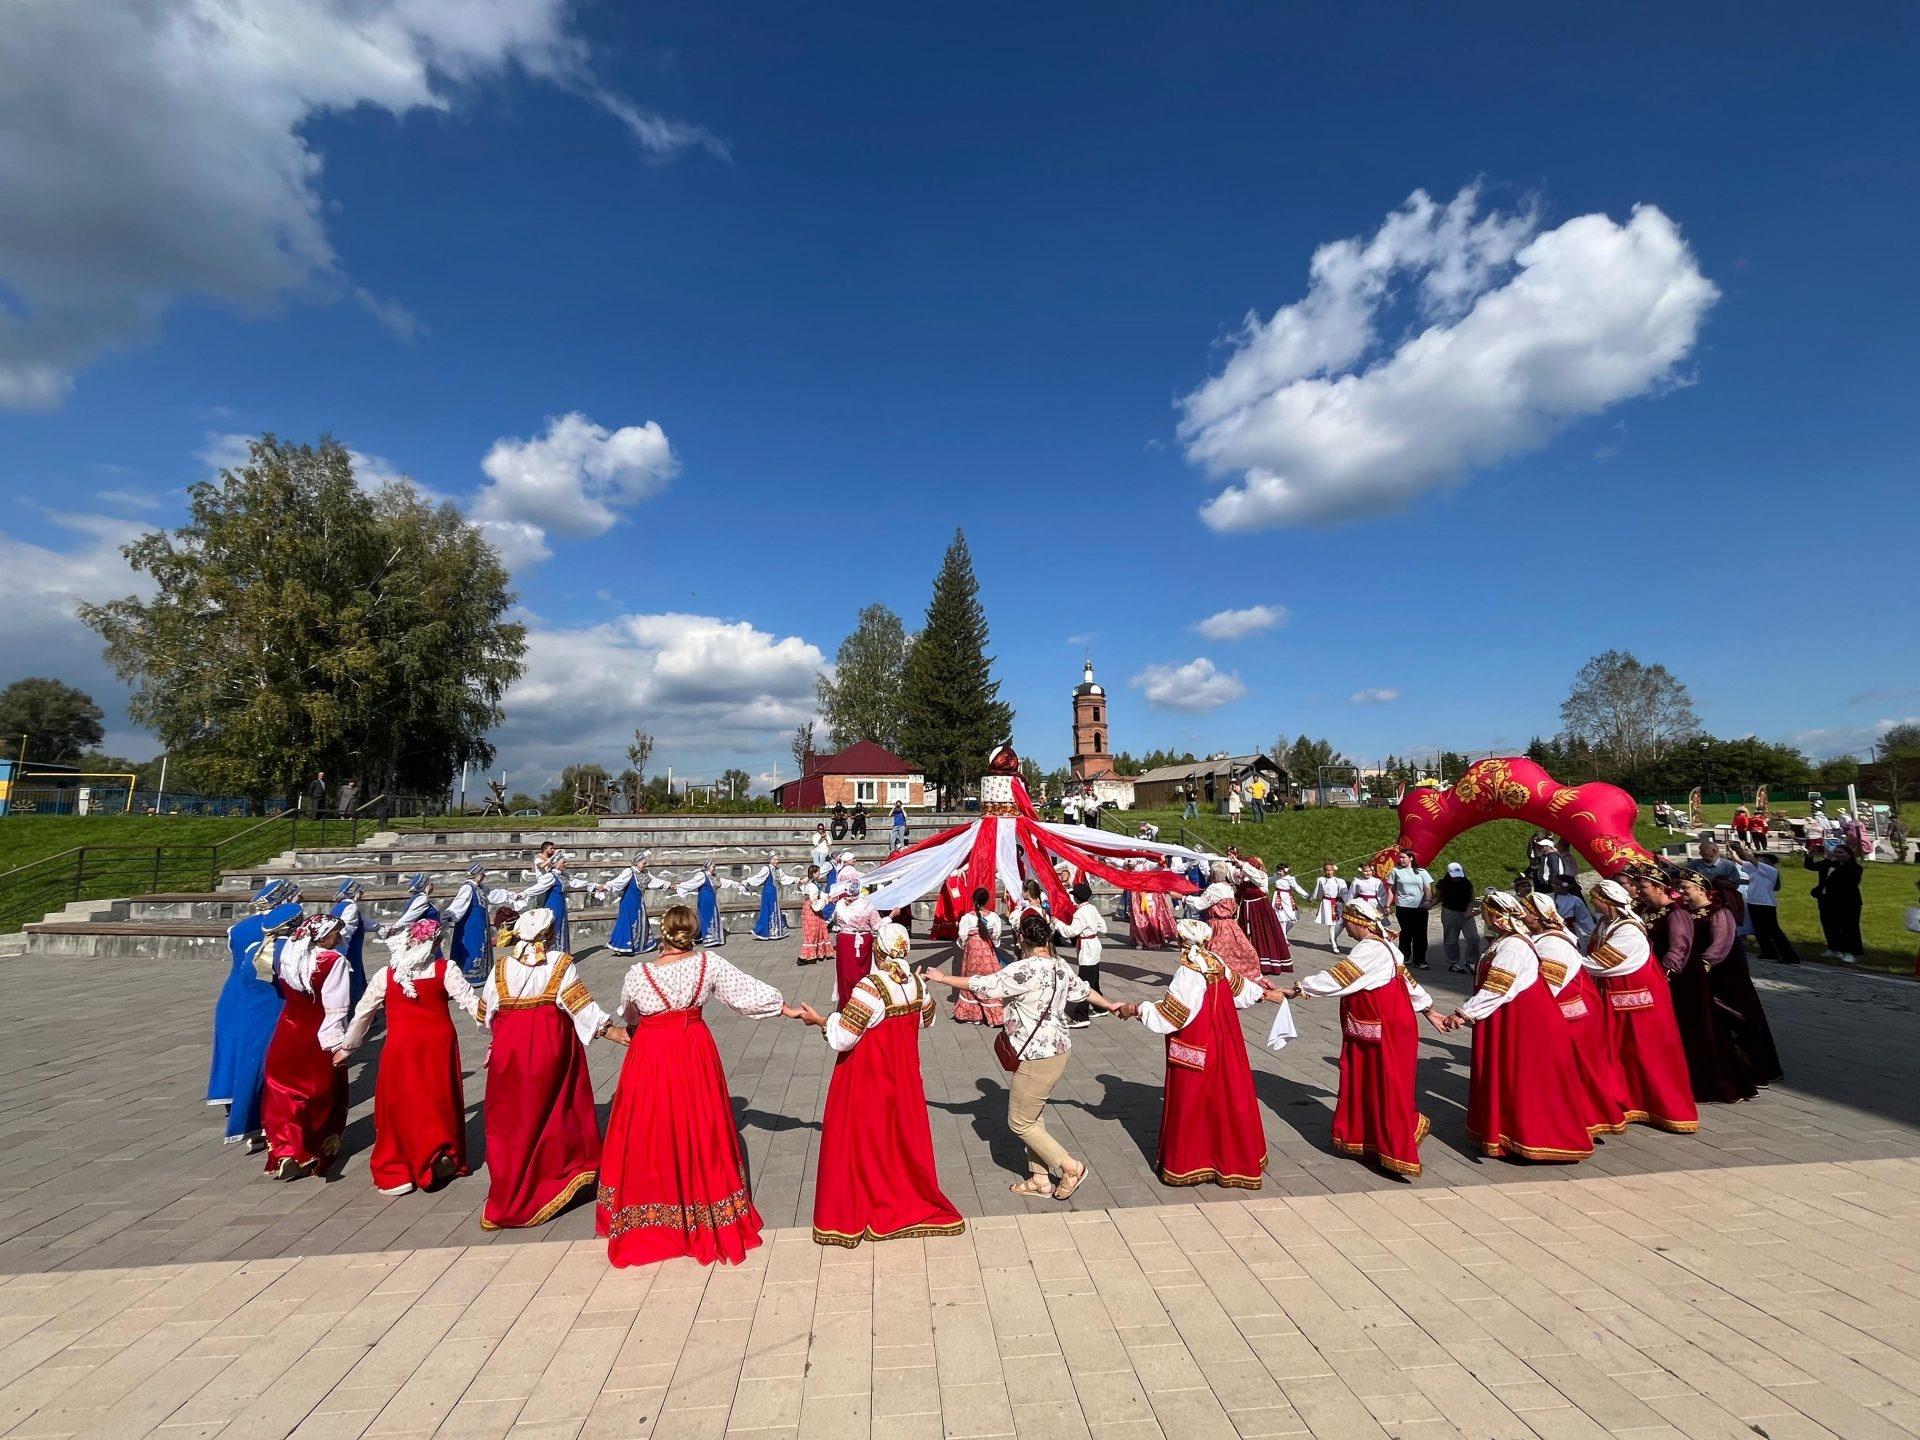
left=0, top=792, right=437, bottom=935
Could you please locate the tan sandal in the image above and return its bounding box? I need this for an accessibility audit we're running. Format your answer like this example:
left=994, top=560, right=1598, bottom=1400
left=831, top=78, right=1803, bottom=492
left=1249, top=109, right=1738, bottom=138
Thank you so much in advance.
left=1052, top=1162, right=1089, bottom=1202
left=1010, top=1175, right=1055, bottom=1197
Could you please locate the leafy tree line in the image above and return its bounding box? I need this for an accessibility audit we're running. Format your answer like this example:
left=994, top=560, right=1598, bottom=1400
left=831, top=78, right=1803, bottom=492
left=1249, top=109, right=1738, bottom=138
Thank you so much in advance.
left=78, top=436, right=525, bottom=807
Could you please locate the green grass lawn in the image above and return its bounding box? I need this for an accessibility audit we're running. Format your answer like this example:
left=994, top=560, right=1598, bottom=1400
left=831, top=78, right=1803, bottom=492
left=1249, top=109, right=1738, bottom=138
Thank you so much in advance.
left=1116, top=806, right=1918, bottom=976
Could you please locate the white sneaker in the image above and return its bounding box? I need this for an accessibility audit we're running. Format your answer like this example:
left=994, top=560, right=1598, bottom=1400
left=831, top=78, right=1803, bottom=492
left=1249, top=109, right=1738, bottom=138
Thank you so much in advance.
left=1839, top=954, right=1857, bottom=965
left=1822, top=949, right=1839, bottom=959
left=1063, top=1018, right=1090, bottom=1030
left=377, top=1181, right=417, bottom=1196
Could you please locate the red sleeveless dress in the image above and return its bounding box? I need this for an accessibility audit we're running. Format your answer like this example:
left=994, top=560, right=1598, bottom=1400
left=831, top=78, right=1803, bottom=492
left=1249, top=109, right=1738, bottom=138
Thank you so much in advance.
left=1541, top=955, right=1630, bottom=1137
left=1156, top=958, right=1267, bottom=1189
left=1329, top=970, right=1427, bottom=1178
left=1465, top=950, right=1594, bottom=1162
left=369, top=959, right=469, bottom=1191
left=1239, top=883, right=1293, bottom=973
left=813, top=972, right=966, bottom=1247
left=597, top=956, right=763, bottom=1267
left=482, top=959, right=602, bottom=1230
left=1591, top=931, right=1699, bottom=1133
left=261, top=951, right=348, bottom=1173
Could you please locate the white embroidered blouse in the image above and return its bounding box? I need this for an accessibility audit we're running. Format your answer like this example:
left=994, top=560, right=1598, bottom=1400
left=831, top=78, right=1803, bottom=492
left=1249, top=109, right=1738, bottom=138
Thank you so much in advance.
left=1140, top=949, right=1263, bottom=1035
left=1531, top=931, right=1585, bottom=996
left=1051, top=901, right=1106, bottom=967
left=956, top=910, right=1003, bottom=947
left=618, top=950, right=784, bottom=1021
left=1298, top=936, right=1434, bottom=1011
left=1460, top=934, right=1541, bottom=1021
left=966, top=953, right=1088, bottom=1061
left=1584, top=918, right=1652, bottom=978
left=481, top=944, right=610, bottom=1046
left=276, top=941, right=355, bottom=1050
left=340, top=961, right=482, bottom=1050
left=825, top=962, right=935, bottom=1053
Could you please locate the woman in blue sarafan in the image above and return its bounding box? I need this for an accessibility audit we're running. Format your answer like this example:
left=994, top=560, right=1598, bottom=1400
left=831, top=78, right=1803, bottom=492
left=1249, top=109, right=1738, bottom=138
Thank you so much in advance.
left=208, top=879, right=306, bottom=1147
left=443, top=861, right=494, bottom=982
left=746, top=852, right=801, bottom=940
left=515, top=852, right=590, bottom=954
left=675, top=860, right=738, bottom=946
left=379, top=873, right=439, bottom=940
left=604, top=851, right=669, bottom=955
left=329, top=879, right=370, bottom=1004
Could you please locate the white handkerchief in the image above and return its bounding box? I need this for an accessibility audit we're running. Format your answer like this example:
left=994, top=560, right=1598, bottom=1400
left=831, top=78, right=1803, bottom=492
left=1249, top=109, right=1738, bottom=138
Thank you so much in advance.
left=1265, top=1000, right=1298, bottom=1052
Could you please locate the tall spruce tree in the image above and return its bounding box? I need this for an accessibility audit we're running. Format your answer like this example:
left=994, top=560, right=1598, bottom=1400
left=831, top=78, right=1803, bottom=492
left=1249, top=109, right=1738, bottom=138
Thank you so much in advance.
left=898, top=530, right=1012, bottom=803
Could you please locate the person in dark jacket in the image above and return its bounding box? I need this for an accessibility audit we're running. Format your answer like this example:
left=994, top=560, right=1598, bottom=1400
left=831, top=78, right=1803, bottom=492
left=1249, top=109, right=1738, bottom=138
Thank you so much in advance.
left=1804, top=844, right=1865, bottom=963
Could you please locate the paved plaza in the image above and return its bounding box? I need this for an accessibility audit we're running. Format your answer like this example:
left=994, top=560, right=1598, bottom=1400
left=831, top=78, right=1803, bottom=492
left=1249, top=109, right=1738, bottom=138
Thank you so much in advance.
left=1, top=928, right=1919, bottom=1436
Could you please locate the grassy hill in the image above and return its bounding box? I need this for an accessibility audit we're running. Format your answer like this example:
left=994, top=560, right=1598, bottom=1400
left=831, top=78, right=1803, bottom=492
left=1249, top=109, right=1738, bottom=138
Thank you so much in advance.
left=1117, top=805, right=1916, bottom=975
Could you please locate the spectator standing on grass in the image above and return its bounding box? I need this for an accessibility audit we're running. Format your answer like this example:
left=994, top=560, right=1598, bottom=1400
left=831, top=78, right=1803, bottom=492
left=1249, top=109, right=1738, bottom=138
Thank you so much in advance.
left=337, top=777, right=359, bottom=819
left=1387, top=849, right=1434, bottom=970
left=1226, top=782, right=1243, bottom=825
left=1249, top=775, right=1267, bottom=823
left=1740, top=847, right=1799, bottom=964
left=1182, top=782, right=1198, bottom=820
left=1436, top=862, right=1481, bottom=973
left=307, top=771, right=327, bottom=818
left=1805, top=843, right=1865, bottom=964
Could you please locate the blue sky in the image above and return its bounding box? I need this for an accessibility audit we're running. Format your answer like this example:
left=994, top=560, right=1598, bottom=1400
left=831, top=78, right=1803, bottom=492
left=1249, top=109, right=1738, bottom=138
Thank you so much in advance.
left=2, top=1, right=1915, bottom=792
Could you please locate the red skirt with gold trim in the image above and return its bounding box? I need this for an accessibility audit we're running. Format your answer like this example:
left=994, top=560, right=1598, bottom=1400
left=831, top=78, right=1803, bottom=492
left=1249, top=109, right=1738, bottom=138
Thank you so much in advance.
left=813, top=1013, right=964, bottom=1247
left=1331, top=981, right=1426, bottom=1177
left=1158, top=977, right=1267, bottom=1189
left=597, top=1007, right=762, bottom=1267
left=483, top=1005, right=601, bottom=1229
left=1596, top=968, right=1699, bottom=1133
left=1466, top=978, right=1594, bottom=1162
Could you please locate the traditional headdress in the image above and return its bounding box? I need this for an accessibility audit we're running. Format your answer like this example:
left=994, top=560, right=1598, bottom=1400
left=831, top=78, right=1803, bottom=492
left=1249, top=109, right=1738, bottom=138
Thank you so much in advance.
left=876, top=921, right=910, bottom=959
left=1523, top=892, right=1569, bottom=933
left=633, top=850, right=651, bottom=866
left=1175, top=917, right=1213, bottom=948
left=466, top=861, right=487, bottom=879
left=333, top=878, right=364, bottom=902
left=387, top=917, right=443, bottom=996
left=1480, top=890, right=1529, bottom=935
left=251, top=878, right=299, bottom=909
left=405, top=872, right=430, bottom=896
left=1343, top=897, right=1387, bottom=935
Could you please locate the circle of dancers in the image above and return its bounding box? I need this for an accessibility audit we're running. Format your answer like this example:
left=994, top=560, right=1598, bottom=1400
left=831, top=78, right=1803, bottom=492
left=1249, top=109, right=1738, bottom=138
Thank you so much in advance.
left=206, top=838, right=1776, bottom=1269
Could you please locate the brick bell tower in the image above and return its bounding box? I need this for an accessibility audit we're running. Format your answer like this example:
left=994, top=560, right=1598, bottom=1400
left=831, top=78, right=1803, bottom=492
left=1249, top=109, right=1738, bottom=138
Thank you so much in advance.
left=1069, top=659, right=1112, bottom=781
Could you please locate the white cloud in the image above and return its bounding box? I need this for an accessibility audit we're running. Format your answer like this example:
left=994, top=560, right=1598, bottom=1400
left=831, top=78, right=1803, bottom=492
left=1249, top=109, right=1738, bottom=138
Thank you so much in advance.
left=0, top=512, right=153, bottom=743
left=199, top=430, right=445, bottom=503
left=495, top=612, right=826, bottom=788
left=1179, top=185, right=1718, bottom=530
left=1349, top=688, right=1400, bottom=705
left=1195, top=604, right=1289, bottom=642
left=0, top=0, right=722, bottom=408
left=1130, top=658, right=1246, bottom=713
left=473, top=412, right=678, bottom=566
left=1785, top=717, right=1920, bottom=761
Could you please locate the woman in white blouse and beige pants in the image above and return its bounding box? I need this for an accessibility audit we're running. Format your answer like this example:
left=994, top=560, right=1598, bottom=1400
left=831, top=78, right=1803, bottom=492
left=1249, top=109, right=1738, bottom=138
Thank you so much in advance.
left=928, top=911, right=1118, bottom=1199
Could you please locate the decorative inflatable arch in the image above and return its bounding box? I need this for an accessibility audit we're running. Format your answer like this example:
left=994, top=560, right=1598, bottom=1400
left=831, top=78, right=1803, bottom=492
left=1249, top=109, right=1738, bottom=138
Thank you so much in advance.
left=1384, top=756, right=1654, bottom=878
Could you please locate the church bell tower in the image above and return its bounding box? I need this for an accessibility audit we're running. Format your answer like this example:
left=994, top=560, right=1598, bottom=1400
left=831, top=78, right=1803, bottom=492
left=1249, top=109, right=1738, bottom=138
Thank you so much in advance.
left=1069, top=660, right=1111, bottom=781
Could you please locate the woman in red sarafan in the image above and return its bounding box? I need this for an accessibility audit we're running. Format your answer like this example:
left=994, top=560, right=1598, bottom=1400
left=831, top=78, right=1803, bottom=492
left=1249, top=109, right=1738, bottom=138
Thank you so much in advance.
left=1196, top=867, right=1263, bottom=983
left=930, top=869, right=967, bottom=941
left=598, top=905, right=813, bottom=1268
left=260, top=913, right=353, bottom=1180
left=1118, top=917, right=1278, bottom=1189
left=479, top=907, right=624, bottom=1230
left=1521, top=893, right=1630, bottom=1138
left=340, top=917, right=480, bottom=1195
left=1583, top=879, right=1698, bottom=1133
left=810, top=922, right=967, bottom=1247
left=1453, top=893, right=1594, bottom=1162
left=1289, top=900, right=1449, bottom=1179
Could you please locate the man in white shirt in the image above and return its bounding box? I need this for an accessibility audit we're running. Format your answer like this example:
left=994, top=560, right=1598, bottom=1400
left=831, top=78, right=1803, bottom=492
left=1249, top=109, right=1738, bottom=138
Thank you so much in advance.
left=1741, top=849, right=1800, bottom=964
left=1387, top=850, right=1434, bottom=969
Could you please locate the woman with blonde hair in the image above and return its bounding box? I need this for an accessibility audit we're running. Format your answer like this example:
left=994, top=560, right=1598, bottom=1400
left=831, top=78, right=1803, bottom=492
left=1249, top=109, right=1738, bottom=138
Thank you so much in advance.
left=596, top=903, right=814, bottom=1267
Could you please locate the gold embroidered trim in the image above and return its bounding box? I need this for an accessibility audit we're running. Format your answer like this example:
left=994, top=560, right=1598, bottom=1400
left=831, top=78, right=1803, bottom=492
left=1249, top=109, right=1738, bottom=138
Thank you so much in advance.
left=1539, top=958, right=1569, bottom=989
left=837, top=999, right=875, bottom=1036
left=596, top=1182, right=754, bottom=1238
left=1329, top=1113, right=1429, bottom=1177
left=559, top=980, right=593, bottom=1014
left=1589, top=941, right=1627, bottom=970
left=480, top=1169, right=596, bottom=1231
left=811, top=1218, right=967, bottom=1249
left=1483, top=968, right=1517, bottom=996
left=1467, top=1127, right=1591, bottom=1161
left=1155, top=994, right=1192, bottom=1030
left=1326, top=959, right=1363, bottom=989
left=1160, top=1153, right=1269, bottom=1190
